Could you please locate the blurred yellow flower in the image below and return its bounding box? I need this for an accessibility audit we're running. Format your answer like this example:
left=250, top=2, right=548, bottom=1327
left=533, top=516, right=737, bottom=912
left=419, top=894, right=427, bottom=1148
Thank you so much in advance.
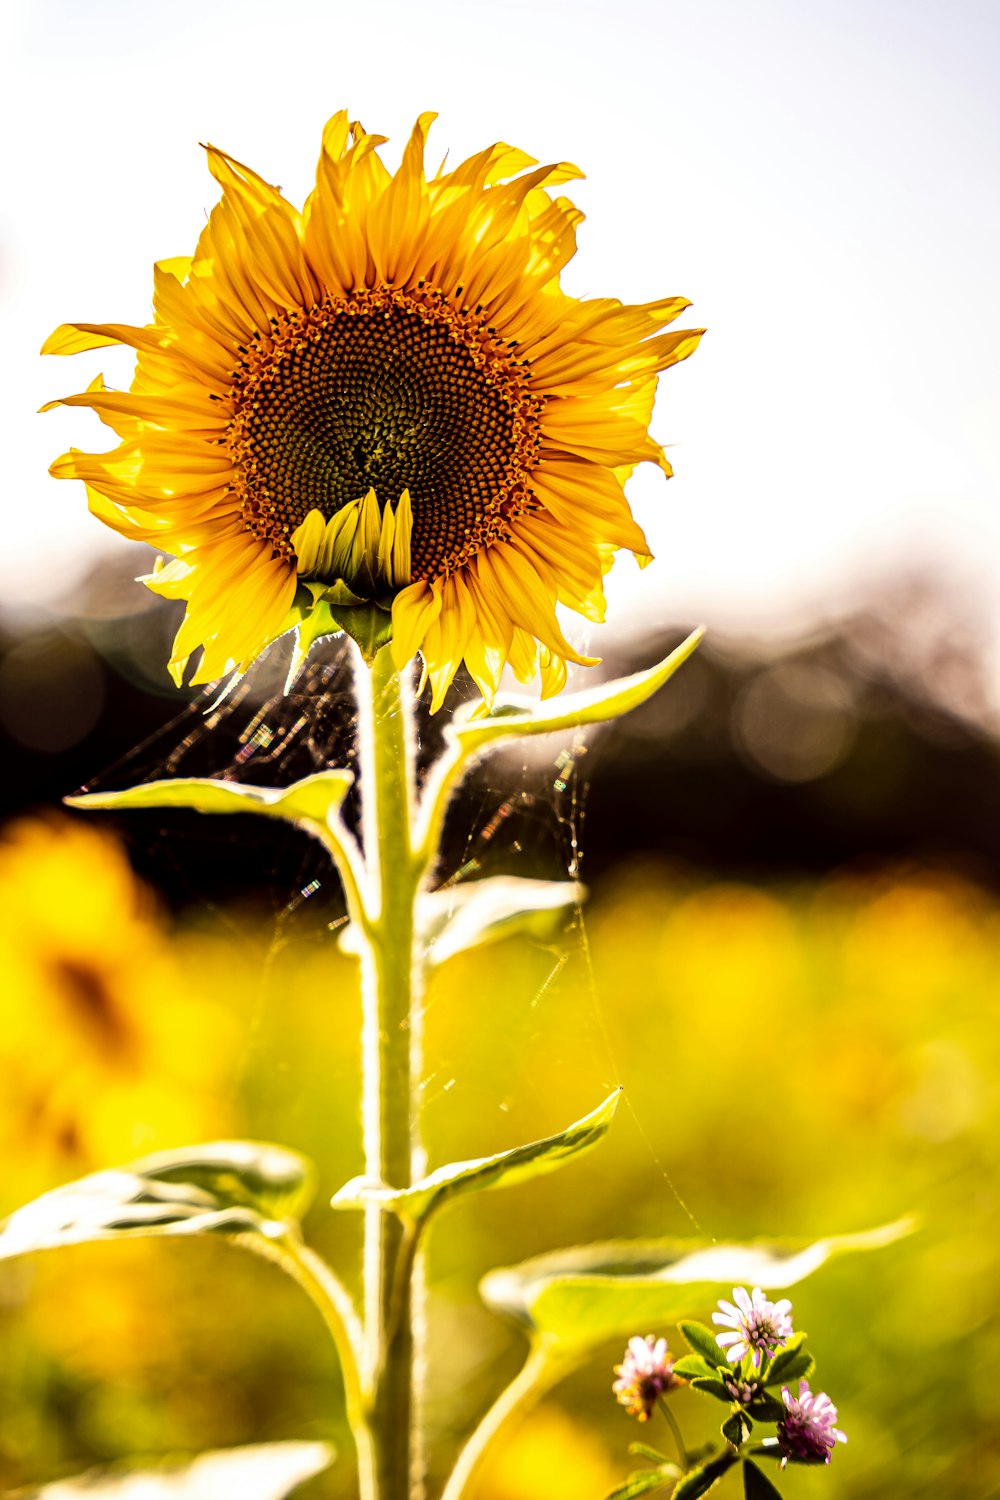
left=0, top=816, right=236, bottom=1198
left=44, top=112, right=701, bottom=706
left=483, top=1409, right=620, bottom=1500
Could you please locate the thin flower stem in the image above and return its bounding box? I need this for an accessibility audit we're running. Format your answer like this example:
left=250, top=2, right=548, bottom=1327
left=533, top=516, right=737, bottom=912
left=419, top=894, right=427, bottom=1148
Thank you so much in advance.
left=439, top=1346, right=568, bottom=1500
left=658, top=1397, right=690, bottom=1470
left=354, top=642, right=426, bottom=1500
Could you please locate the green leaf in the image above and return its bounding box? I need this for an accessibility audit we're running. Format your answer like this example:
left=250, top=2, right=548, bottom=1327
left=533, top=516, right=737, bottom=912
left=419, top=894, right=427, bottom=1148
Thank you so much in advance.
left=66, top=769, right=353, bottom=838
left=672, top=1354, right=718, bottom=1380
left=630, top=1443, right=673, bottom=1464
left=722, top=1411, right=752, bottom=1449
left=339, top=876, right=585, bottom=965
left=0, top=1141, right=315, bottom=1260
left=690, top=1376, right=736, bottom=1403
left=764, top=1336, right=815, bottom=1387
left=127, top=1141, right=316, bottom=1222
left=746, top=1394, right=787, bottom=1424
left=417, top=876, right=585, bottom=965
left=332, top=1089, right=621, bottom=1225
left=605, top=1467, right=680, bottom=1500
left=479, top=1218, right=914, bottom=1357
left=679, top=1319, right=730, bottom=1369
left=672, top=1451, right=738, bottom=1499
left=18, top=1442, right=334, bottom=1498
left=743, top=1458, right=784, bottom=1500
left=451, top=629, right=704, bottom=753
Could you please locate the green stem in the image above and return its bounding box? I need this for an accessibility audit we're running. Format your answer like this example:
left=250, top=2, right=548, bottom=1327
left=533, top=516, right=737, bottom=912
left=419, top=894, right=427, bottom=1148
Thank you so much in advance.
left=658, top=1398, right=690, bottom=1470
left=355, top=642, right=425, bottom=1500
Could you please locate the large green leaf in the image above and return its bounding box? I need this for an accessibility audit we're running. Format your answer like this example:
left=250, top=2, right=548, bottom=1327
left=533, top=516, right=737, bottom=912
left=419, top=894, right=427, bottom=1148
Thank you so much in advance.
left=124, top=1141, right=316, bottom=1222
left=331, top=1089, right=621, bottom=1226
left=66, top=770, right=353, bottom=837
left=449, top=629, right=704, bottom=753
left=15, top=1442, right=334, bottom=1497
left=480, top=1218, right=913, bottom=1356
left=338, top=875, right=584, bottom=965
left=0, top=1141, right=315, bottom=1260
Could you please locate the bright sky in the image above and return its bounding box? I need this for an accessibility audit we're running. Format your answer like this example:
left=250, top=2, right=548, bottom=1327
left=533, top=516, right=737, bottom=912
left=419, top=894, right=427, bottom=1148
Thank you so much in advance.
left=3, top=0, right=999, bottom=646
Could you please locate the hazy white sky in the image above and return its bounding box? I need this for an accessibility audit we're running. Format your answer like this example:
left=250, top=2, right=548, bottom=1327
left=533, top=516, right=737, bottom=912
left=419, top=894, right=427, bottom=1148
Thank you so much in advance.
left=3, top=0, right=999, bottom=644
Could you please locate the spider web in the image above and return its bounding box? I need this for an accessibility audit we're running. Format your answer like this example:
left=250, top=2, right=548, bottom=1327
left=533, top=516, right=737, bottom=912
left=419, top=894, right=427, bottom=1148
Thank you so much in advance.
left=76, top=632, right=708, bottom=1236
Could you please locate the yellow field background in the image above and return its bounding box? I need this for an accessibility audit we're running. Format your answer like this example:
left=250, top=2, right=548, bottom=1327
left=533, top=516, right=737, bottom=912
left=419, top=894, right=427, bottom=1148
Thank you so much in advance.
left=0, top=815, right=993, bottom=1498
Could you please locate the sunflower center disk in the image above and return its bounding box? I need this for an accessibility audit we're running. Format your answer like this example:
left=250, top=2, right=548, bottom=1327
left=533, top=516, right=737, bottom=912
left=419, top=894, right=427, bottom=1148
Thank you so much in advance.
left=227, top=287, right=543, bottom=584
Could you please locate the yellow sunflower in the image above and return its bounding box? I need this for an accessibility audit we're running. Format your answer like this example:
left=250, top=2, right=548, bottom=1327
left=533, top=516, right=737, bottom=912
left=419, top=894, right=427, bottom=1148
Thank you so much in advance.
left=44, top=112, right=702, bottom=708
left=0, top=816, right=236, bottom=1184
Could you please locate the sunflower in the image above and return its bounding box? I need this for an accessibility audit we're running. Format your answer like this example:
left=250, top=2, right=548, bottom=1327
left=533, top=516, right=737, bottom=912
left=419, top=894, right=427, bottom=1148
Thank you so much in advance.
left=0, top=816, right=236, bottom=1181
left=44, top=112, right=702, bottom=708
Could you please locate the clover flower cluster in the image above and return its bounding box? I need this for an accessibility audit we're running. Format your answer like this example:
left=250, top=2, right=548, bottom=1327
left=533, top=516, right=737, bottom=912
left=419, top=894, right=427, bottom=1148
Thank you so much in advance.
left=609, top=1287, right=846, bottom=1499
left=710, top=1286, right=845, bottom=1468
left=612, top=1334, right=681, bottom=1421
left=777, top=1380, right=847, bottom=1466
left=713, top=1285, right=794, bottom=1369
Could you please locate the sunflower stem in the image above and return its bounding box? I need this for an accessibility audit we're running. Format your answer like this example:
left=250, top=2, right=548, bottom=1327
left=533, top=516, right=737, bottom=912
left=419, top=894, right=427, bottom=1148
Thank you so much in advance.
left=354, top=641, right=426, bottom=1500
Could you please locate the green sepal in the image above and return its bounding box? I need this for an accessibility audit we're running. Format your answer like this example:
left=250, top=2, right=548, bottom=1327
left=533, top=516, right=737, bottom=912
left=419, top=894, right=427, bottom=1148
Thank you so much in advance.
left=280, top=582, right=395, bottom=682
left=722, top=1411, right=752, bottom=1449
left=690, top=1376, right=736, bottom=1403
left=284, top=592, right=346, bottom=688
left=66, top=768, right=353, bottom=839
left=679, top=1320, right=730, bottom=1369
left=672, top=1354, right=719, bottom=1381
left=479, top=1218, right=913, bottom=1358
left=341, top=875, right=585, bottom=965
left=331, top=1088, right=620, bottom=1226
left=743, top=1459, right=784, bottom=1500
left=745, top=1393, right=787, bottom=1424
left=0, top=1140, right=315, bottom=1259
left=605, top=1466, right=680, bottom=1500
left=19, top=1442, right=335, bottom=1498
left=763, top=1336, right=815, bottom=1387
left=450, top=628, right=704, bottom=753
left=672, top=1451, right=738, bottom=1498
left=325, top=599, right=394, bottom=663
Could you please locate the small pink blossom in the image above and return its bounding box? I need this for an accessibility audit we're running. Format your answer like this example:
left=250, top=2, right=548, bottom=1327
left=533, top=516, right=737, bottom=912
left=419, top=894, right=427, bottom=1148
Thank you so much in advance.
left=612, top=1335, right=681, bottom=1420
left=777, top=1381, right=847, bottom=1466
left=723, top=1373, right=761, bottom=1405
left=712, top=1286, right=793, bottom=1368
